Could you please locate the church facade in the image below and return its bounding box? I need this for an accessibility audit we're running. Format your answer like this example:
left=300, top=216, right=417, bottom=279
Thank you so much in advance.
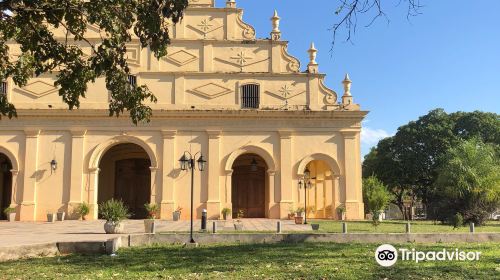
left=0, top=0, right=367, bottom=221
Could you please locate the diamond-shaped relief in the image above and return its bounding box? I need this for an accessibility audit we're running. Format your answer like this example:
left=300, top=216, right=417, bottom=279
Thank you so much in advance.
left=167, top=50, right=198, bottom=66
left=191, top=83, right=232, bottom=99
left=18, top=81, right=58, bottom=98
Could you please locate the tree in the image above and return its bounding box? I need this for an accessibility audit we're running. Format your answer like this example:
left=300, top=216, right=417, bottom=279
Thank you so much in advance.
left=363, top=175, right=392, bottom=225
left=331, top=0, right=424, bottom=47
left=363, top=109, right=500, bottom=219
left=0, top=0, right=189, bottom=124
left=434, top=139, right=500, bottom=225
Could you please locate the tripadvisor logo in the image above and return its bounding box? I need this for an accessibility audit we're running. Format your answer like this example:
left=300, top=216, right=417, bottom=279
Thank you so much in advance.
left=375, top=244, right=482, bottom=267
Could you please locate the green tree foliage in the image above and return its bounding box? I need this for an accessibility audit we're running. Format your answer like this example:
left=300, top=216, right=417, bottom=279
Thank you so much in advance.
left=363, top=109, right=500, bottom=219
left=363, top=176, right=392, bottom=225
left=0, top=0, right=189, bottom=124
left=434, top=139, right=500, bottom=225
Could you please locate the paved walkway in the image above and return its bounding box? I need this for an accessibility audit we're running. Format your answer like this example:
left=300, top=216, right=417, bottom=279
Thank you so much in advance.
left=0, top=219, right=311, bottom=247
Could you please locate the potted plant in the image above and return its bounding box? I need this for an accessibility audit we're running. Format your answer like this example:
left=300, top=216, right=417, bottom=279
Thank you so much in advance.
left=99, top=199, right=130, bottom=234
left=234, top=209, right=244, bottom=230
left=337, top=204, right=346, bottom=221
left=47, top=211, right=56, bottom=222
left=287, top=206, right=296, bottom=220
left=76, top=202, right=90, bottom=220
left=173, top=207, right=182, bottom=221
left=57, top=211, right=66, bottom=221
left=3, top=207, right=16, bottom=222
left=144, top=203, right=158, bottom=233
left=295, top=207, right=305, bottom=224
left=311, top=224, right=320, bottom=231
left=221, top=208, right=231, bottom=220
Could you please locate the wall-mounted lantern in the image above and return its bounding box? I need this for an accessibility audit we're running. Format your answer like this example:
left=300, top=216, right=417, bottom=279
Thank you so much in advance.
left=50, top=159, right=57, bottom=173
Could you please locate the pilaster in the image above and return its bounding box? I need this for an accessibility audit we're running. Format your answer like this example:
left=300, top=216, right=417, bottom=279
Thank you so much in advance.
left=278, top=130, right=293, bottom=218
left=206, top=130, right=222, bottom=219
left=341, top=130, right=364, bottom=220
left=67, top=130, right=87, bottom=219
left=161, top=130, right=177, bottom=220
left=19, top=130, right=40, bottom=221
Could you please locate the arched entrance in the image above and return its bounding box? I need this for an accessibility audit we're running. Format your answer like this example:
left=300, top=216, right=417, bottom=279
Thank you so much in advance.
left=231, top=154, right=268, bottom=218
left=0, top=154, right=13, bottom=220
left=297, top=154, right=343, bottom=220
left=98, top=143, right=151, bottom=219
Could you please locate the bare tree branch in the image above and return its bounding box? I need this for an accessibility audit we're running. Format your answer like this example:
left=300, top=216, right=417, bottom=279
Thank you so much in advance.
left=331, top=0, right=424, bottom=51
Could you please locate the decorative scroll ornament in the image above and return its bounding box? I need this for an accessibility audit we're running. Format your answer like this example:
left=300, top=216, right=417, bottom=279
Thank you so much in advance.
left=319, top=79, right=338, bottom=105
left=236, top=11, right=256, bottom=40
left=281, top=45, right=300, bottom=73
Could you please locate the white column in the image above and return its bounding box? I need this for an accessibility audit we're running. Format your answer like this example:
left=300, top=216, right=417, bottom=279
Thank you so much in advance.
left=150, top=167, right=159, bottom=205
left=9, top=169, right=19, bottom=208
left=267, top=170, right=277, bottom=218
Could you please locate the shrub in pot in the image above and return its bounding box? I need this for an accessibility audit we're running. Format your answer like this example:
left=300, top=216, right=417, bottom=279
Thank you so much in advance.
left=144, top=203, right=159, bottom=233
left=221, top=208, right=231, bottom=220
left=3, top=207, right=16, bottom=222
left=234, top=209, right=244, bottom=230
left=76, top=202, right=90, bottom=220
left=57, top=212, right=66, bottom=221
left=47, top=211, right=56, bottom=222
left=288, top=206, right=296, bottom=220
left=99, top=199, right=130, bottom=234
left=311, top=224, right=320, bottom=231
left=173, top=207, right=182, bottom=221
left=336, top=204, right=346, bottom=221
left=295, top=207, right=305, bottom=224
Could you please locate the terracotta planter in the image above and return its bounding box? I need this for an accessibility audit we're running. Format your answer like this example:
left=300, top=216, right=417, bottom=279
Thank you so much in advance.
left=104, top=221, right=125, bottom=234
left=294, top=216, right=303, bottom=224
left=47, top=214, right=56, bottom=223
left=57, top=212, right=65, bottom=221
left=144, top=219, right=156, bottom=233
left=234, top=223, right=243, bottom=231
left=7, top=212, right=16, bottom=222
left=223, top=212, right=231, bottom=220
left=288, top=214, right=295, bottom=220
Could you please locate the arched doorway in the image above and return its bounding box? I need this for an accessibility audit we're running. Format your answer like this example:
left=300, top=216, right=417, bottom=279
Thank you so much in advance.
left=231, top=154, right=268, bottom=218
left=98, top=143, right=151, bottom=219
left=0, top=154, right=13, bottom=220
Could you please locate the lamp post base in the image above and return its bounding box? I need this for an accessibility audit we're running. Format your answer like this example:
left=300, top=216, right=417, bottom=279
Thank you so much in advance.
left=183, top=242, right=199, bottom=248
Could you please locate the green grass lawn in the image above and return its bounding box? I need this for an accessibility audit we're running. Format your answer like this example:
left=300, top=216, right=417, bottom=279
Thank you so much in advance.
left=289, top=220, right=500, bottom=233
left=1, top=242, right=498, bottom=279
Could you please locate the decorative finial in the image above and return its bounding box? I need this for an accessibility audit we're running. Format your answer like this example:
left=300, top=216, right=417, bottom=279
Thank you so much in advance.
left=342, top=74, right=352, bottom=96
left=226, top=0, right=236, bottom=8
left=270, top=10, right=281, bottom=40
left=308, top=42, right=318, bottom=65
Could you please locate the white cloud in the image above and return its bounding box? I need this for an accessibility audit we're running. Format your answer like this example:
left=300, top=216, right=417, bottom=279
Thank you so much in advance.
left=361, top=127, right=392, bottom=155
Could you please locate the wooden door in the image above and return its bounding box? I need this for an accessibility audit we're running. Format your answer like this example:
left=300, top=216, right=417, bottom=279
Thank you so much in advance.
left=114, top=158, right=151, bottom=219
left=232, top=165, right=266, bottom=218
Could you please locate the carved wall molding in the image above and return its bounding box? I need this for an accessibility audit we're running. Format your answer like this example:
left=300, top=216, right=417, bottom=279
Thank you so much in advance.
left=165, top=50, right=198, bottom=66
left=15, top=81, right=59, bottom=98
left=266, top=83, right=305, bottom=100
left=189, top=82, right=233, bottom=99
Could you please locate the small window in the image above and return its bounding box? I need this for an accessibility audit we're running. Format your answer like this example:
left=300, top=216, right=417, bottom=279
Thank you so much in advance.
left=128, top=75, right=137, bottom=87
left=0, top=81, right=7, bottom=95
left=241, top=84, right=260, bottom=109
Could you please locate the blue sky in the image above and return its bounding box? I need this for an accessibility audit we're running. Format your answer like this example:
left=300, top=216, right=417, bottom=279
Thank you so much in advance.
left=215, top=0, right=500, bottom=156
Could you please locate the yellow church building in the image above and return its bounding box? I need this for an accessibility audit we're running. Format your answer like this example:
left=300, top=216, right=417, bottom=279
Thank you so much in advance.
left=0, top=0, right=366, bottom=221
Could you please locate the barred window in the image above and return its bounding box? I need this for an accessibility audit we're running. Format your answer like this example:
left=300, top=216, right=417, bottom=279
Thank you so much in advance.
left=0, top=81, right=7, bottom=95
left=241, top=84, right=260, bottom=109
left=128, top=75, right=137, bottom=87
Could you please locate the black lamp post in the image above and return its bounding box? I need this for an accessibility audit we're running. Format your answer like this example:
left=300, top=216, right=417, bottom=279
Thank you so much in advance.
left=298, top=167, right=313, bottom=224
left=179, top=151, right=206, bottom=244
